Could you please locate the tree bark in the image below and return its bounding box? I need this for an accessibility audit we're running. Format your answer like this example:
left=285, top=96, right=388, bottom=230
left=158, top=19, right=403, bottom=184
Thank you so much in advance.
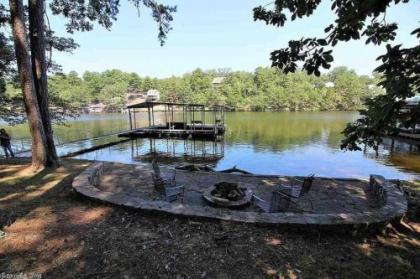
left=28, top=0, right=60, bottom=167
left=9, top=0, right=48, bottom=169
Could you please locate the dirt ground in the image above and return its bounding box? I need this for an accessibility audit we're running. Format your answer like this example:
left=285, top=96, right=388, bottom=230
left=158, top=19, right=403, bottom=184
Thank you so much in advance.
left=0, top=158, right=419, bottom=279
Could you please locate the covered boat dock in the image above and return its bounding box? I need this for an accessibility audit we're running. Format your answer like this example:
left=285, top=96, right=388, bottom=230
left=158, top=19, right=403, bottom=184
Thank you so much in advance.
left=118, top=101, right=226, bottom=139
left=398, top=97, right=420, bottom=141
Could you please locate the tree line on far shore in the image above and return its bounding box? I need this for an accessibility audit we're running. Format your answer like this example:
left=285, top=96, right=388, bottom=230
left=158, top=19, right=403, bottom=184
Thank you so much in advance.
left=5, top=66, right=383, bottom=112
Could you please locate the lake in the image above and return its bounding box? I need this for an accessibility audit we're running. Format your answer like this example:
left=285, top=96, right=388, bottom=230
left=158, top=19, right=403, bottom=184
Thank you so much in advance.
left=2, top=112, right=420, bottom=180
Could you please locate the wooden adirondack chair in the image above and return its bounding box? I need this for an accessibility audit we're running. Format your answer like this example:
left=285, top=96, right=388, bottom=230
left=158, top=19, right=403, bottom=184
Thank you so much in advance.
left=152, top=159, right=185, bottom=203
left=281, top=174, right=315, bottom=198
left=252, top=175, right=315, bottom=213
left=252, top=189, right=292, bottom=213
left=369, top=174, right=388, bottom=207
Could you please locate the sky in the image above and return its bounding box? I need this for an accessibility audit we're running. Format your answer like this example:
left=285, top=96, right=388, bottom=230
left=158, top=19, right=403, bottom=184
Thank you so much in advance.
left=49, top=0, right=420, bottom=78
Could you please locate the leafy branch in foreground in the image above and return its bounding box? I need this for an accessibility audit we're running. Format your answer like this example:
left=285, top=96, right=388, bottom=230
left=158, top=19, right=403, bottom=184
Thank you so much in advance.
left=50, top=0, right=176, bottom=45
left=341, top=41, right=420, bottom=151
left=254, top=0, right=419, bottom=150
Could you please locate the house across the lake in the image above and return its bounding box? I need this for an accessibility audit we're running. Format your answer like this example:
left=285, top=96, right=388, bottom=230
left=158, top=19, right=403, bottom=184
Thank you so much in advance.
left=126, top=89, right=147, bottom=107
left=146, top=89, right=160, bottom=102
left=125, top=88, right=161, bottom=108
left=325, top=81, right=335, bottom=88
left=88, top=103, right=106, bottom=113
left=212, top=77, right=225, bottom=88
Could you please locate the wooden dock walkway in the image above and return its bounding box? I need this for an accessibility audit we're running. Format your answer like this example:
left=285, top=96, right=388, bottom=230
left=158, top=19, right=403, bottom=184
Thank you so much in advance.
left=118, top=126, right=225, bottom=139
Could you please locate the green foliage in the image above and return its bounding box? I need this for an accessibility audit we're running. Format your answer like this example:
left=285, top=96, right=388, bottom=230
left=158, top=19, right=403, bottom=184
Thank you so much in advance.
left=50, top=0, right=176, bottom=45
left=3, top=66, right=379, bottom=112
left=49, top=72, right=89, bottom=107
left=341, top=42, right=420, bottom=151
left=253, top=0, right=413, bottom=76
left=253, top=0, right=419, bottom=151
left=0, top=5, right=15, bottom=96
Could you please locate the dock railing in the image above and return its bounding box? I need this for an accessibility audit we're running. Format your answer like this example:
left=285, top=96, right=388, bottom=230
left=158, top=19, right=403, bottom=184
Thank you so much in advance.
left=124, top=101, right=226, bottom=138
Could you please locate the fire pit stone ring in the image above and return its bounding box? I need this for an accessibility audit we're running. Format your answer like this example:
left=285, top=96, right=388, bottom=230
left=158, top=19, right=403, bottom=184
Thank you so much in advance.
left=202, top=183, right=253, bottom=209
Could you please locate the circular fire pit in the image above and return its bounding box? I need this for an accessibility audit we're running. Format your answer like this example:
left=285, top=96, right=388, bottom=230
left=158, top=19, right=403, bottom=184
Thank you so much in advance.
left=202, top=182, right=253, bottom=209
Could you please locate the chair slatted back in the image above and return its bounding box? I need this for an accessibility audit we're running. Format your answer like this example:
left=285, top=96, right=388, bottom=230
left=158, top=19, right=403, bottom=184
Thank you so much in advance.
left=152, top=159, right=166, bottom=194
left=152, top=159, right=161, bottom=178
left=168, top=169, right=176, bottom=187
left=153, top=175, right=166, bottom=194
left=301, top=174, right=315, bottom=196
left=270, top=190, right=291, bottom=213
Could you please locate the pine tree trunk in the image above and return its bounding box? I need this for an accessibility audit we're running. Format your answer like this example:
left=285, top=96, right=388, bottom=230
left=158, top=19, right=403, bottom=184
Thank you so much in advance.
left=28, top=0, right=60, bottom=167
left=9, top=0, right=48, bottom=169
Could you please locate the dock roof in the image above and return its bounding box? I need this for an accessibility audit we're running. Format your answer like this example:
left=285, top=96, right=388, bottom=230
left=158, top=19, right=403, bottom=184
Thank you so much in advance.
left=126, top=101, right=225, bottom=109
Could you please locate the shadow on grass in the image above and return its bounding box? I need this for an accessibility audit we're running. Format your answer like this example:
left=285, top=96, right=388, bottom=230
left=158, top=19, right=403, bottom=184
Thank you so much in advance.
left=0, top=159, right=419, bottom=279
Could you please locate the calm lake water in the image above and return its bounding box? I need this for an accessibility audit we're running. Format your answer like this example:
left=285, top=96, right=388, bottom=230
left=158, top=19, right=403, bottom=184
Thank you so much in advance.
left=2, top=112, right=420, bottom=180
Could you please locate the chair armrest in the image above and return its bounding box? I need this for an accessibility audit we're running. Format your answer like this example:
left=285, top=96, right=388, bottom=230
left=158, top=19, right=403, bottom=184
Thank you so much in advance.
left=169, top=185, right=184, bottom=190
left=276, top=184, right=300, bottom=198
left=252, top=194, right=265, bottom=203
left=293, top=178, right=304, bottom=184
left=252, top=194, right=270, bottom=212
left=166, top=185, right=184, bottom=195
left=278, top=184, right=292, bottom=189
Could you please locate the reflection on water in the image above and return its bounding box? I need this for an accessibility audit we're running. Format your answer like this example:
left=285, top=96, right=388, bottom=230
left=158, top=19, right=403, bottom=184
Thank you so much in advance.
left=2, top=112, right=420, bottom=179
left=130, top=138, right=224, bottom=165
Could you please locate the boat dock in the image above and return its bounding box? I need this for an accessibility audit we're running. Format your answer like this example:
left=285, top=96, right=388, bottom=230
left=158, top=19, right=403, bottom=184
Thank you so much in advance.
left=118, top=101, right=226, bottom=139
left=398, top=101, right=420, bottom=142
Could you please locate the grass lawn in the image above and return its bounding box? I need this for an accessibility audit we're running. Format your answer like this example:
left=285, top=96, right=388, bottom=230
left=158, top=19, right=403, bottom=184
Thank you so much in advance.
left=0, top=158, right=419, bottom=278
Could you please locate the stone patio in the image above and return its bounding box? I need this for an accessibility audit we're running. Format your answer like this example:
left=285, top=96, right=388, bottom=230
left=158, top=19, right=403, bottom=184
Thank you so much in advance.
left=72, top=161, right=408, bottom=226
left=99, top=162, right=373, bottom=214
